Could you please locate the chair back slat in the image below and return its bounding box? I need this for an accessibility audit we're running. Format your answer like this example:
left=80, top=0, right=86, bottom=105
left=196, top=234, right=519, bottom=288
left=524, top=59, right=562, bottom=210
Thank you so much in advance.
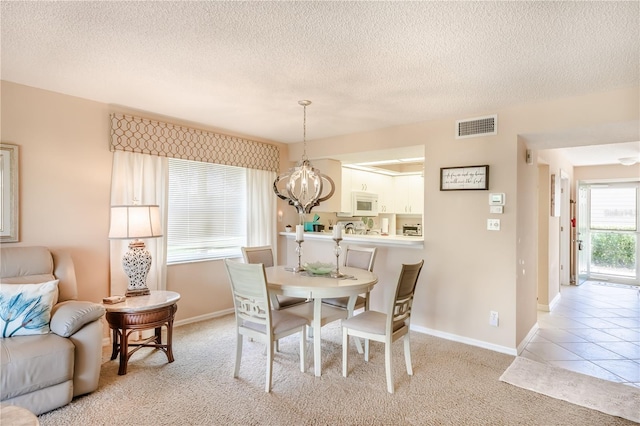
left=241, top=246, right=274, bottom=267
left=242, top=245, right=286, bottom=309
left=225, top=259, right=271, bottom=326
left=393, top=294, right=413, bottom=322
left=234, top=295, right=268, bottom=324
left=344, top=246, right=377, bottom=272
left=390, top=260, right=424, bottom=327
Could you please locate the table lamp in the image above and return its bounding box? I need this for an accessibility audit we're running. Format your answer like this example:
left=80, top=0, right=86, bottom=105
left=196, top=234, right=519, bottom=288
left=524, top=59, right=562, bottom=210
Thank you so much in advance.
left=109, top=205, right=162, bottom=297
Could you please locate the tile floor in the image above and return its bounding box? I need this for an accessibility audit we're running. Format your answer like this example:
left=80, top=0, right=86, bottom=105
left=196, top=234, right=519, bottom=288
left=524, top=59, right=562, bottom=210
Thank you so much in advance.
left=521, top=281, right=640, bottom=388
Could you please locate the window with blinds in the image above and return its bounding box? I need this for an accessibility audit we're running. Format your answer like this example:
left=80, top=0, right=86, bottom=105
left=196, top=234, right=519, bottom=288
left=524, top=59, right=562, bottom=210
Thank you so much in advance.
left=167, top=158, right=247, bottom=264
left=587, top=183, right=638, bottom=280
left=590, top=186, right=637, bottom=231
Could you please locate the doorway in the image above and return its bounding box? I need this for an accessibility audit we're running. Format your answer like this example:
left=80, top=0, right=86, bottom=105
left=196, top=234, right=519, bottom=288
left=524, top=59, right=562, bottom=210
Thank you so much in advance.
left=576, top=181, right=639, bottom=286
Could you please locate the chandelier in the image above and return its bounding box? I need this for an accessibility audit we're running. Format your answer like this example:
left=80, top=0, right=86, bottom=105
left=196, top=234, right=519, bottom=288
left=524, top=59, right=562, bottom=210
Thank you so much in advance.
left=274, top=100, right=335, bottom=217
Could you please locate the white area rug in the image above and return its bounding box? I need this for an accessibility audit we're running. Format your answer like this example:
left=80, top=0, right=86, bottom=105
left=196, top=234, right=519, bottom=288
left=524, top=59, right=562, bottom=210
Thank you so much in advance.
left=500, top=357, right=640, bottom=423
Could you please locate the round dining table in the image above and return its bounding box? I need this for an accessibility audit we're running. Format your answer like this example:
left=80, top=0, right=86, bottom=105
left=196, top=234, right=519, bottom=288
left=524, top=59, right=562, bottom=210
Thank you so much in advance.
left=265, top=265, right=378, bottom=377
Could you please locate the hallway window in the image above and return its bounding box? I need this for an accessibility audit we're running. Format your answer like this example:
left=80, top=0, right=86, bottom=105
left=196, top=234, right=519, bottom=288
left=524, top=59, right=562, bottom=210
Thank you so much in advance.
left=588, top=185, right=637, bottom=279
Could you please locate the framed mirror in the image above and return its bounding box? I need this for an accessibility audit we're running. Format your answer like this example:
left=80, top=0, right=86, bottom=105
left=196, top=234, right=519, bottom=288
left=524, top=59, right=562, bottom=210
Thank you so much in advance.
left=1, top=143, right=19, bottom=242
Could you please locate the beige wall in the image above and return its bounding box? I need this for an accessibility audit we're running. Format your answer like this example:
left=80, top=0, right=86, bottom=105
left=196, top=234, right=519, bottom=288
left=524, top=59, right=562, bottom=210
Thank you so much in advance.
left=0, top=81, right=288, bottom=329
left=537, top=164, right=550, bottom=308
left=574, top=163, right=640, bottom=182
left=536, top=149, right=575, bottom=313
left=287, top=86, right=639, bottom=352
left=1, top=82, right=113, bottom=302
left=2, top=80, right=637, bottom=352
left=515, top=136, right=538, bottom=347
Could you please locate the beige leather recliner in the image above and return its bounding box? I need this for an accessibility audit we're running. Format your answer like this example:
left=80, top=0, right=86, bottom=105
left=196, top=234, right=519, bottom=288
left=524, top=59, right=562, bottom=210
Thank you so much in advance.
left=0, top=246, right=105, bottom=415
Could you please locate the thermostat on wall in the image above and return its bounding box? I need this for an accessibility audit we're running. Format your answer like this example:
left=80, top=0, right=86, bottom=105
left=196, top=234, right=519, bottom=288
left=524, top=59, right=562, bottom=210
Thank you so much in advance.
left=489, top=193, right=505, bottom=206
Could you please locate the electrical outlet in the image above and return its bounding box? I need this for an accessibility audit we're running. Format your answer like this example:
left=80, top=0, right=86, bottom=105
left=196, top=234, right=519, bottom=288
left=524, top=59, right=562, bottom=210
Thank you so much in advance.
left=489, top=311, right=499, bottom=327
left=487, top=219, right=501, bottom=231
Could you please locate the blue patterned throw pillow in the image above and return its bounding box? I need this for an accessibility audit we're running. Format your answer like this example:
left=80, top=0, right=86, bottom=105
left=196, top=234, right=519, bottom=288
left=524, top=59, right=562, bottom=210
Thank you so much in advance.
left=0, top=280, right=59, bottom=338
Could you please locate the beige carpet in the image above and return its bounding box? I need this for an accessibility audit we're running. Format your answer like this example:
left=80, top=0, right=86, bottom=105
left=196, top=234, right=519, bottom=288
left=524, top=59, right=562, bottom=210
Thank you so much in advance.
left=38, top=315, right=637, bottom=425
left=500, top=357, right=640, bottom=423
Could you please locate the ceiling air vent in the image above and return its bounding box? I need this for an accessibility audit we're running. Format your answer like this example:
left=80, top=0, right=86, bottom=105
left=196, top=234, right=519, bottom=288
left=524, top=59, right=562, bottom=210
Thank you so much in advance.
left=455, top=114, right=498, bottom=139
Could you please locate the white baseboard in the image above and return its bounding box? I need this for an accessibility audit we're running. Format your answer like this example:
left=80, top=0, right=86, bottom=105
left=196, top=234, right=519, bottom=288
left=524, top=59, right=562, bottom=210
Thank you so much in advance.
left=549, top=292, right=561, bottom=311
left=410, top=324, right=517, bottom=356
left=101, top=308, right=235, bottom=347
left=537, top=292, right=561, bottom=312
left=102, top=309, right=517, bottom=356
left=174, top=308, right=235, bottom=328
left=516, top=322, right=539, bottom=355
left=536, top=303, right=548, bottom=311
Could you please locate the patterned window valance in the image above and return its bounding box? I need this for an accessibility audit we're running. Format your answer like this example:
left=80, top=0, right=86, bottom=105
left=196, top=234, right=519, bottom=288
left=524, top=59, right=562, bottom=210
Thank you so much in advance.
left=109, top=113, right=280, bottom=173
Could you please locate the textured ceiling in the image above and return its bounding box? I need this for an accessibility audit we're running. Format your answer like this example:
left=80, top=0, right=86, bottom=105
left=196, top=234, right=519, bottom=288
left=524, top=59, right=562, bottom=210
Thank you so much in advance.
left=557, top=141, right=640, bottom=167
left=1, top=1, right=639, bottom=163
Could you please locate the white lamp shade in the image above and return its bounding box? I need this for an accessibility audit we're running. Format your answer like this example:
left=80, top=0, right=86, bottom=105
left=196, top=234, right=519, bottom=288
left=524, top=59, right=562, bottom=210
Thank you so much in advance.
left=109, top=205, right=163, bottom=239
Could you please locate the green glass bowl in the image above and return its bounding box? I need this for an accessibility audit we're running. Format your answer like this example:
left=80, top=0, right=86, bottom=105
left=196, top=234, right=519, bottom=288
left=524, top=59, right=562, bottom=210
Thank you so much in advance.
left=304, top=262, right=333, bottom=275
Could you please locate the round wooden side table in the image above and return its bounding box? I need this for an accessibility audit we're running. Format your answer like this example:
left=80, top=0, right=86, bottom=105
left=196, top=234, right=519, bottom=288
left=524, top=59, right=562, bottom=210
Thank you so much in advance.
left=104, top=290, right=180, bottom=375
left=0, top=405, right=39, bottom=426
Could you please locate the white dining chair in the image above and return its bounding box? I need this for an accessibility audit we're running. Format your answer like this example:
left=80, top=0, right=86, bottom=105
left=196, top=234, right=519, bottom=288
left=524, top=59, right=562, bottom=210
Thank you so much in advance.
left=341, top=260, right=424, bottom=393
left=241, top=245, right=344, bottom=351
left=322, top=246, right=377, bottom=313
left=322, top=246, right=377, bottom=354
left=223, top=259, right=309, bottom=392
left=241, top=246, right=307, bottom=309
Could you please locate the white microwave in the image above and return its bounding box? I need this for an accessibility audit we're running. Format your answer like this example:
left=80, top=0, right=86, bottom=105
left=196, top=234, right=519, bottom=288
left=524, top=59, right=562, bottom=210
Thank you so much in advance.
left=352, top=192, right=378, bottom=216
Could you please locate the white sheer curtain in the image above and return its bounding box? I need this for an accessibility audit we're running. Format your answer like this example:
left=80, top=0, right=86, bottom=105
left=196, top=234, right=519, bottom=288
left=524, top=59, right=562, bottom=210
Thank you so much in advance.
left=109, top=151, right=168, bottom=296
left=246, top=168, right=277, bottom=257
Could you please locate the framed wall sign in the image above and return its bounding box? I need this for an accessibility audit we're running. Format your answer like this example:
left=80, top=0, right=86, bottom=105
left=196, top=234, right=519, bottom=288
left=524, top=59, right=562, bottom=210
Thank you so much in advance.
left=1, top=143, right=19, bottom=242
left=440, top=165, right=489, bottom=191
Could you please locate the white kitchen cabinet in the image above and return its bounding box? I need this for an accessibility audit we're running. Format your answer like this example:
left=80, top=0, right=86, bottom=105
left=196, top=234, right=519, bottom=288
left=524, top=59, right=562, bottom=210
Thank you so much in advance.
left=340, top=168, right=395, bottom=214
left=354, top=169, right=374, bottom=192
left=394, top=175, right=424, bottom=214
left=373, top=173, right=394, bottom=213
left=345, top=168, right=393, bottom=194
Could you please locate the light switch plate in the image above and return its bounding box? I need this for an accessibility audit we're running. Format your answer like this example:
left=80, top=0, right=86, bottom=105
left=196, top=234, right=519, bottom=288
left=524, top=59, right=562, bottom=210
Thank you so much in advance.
left=489, top=193, right=505, bottom=205
left=487, top=219, right=500, bottom=231
left=489, top=311, right=499, bottom=327
left=490, top=205, right=503, bottom=214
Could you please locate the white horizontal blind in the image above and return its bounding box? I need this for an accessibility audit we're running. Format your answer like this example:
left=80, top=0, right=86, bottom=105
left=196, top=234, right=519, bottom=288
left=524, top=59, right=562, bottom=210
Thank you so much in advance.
left=590, top=186, right=637, bottom=231
left=167, top=158, right=247, bottom=263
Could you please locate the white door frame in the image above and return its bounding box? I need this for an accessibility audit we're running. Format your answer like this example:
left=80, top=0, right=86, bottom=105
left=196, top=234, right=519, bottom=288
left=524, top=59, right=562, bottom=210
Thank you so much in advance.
left=559, top=169, right=571, bottom=286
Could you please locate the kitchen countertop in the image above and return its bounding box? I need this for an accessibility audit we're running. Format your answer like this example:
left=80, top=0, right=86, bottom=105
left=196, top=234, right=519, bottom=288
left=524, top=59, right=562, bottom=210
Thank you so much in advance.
left=279, top=231, right=424, bottom=248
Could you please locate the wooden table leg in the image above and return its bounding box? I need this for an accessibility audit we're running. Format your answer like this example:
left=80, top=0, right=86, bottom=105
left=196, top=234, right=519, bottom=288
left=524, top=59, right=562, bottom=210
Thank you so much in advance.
left=165, top=313, right=175, bottom=363
left=118, top=329, right=130, bottom=375
left=110, top=328, right=119, bottom=360
left=155, top=326, right=162, bottom=345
